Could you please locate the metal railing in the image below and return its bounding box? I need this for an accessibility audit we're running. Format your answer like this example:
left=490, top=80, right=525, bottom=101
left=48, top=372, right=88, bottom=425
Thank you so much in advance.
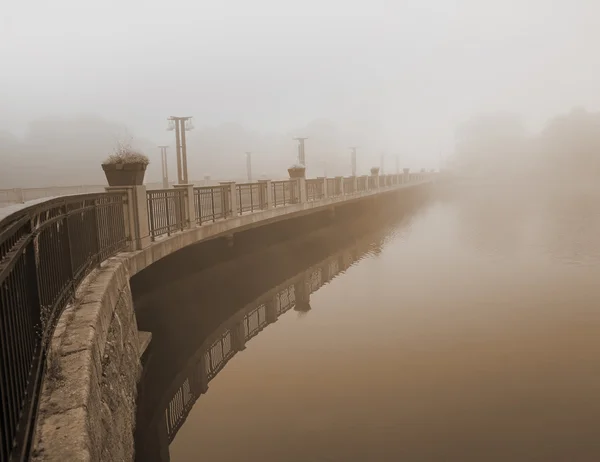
left=236, top=183, right=267, bottom=214
left=193, top=185, right=230, bottom=224
left=243, top=303, right=268, bottom=341
left=0, top=193, right=127, bottom=462
left=147, top=189, right=186, bottom=240
left=272, top=180, right=298, bottom=207
left=306, top=179, right=324, bottom=201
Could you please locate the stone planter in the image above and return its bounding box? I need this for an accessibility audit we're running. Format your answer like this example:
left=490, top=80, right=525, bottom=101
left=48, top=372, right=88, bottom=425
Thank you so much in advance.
left=102, top=163, right=147, bottom=186
left=288, top=166, right=306, bottom=179
left=370, top=167, right=380, bottom=175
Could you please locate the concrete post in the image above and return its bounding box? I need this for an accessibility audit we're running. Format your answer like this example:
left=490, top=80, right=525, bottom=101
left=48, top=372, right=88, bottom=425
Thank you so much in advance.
left=294, top=273, right=311, bottom=313
left=195, top=353, right=209, bottom=394
left=403, top=168, right=410, bottom=184
left=220, top=181, right=238, bottom=217
left=174, top=184, right=196, bottom=228
left=13, top=188, right=24, bottom=204
left=337, top=176, right=344, bottom=196
left=353, top=176, right=358, bottom=194
left=321, top=260, right=331, bottom=284
left=106, top=185, right=151, bottom=251
left=231, top=320, right=246, bottom=351
left=258, top=179, right=273, bottom=209
left=370, top=170, right=380, bottom=189
left=265, top=299, right=278, bottom=324
left=298, top=178, right=307, bottom=204
left=320, top=177, right=328, bottom=198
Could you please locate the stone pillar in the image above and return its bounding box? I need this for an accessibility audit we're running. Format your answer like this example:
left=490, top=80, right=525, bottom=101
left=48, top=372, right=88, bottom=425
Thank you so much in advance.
left=321, top=260, right=331, bottom=284
left=106, top=185, right=151, bottom=251
left=298, top=178, right=307, bottom=204
left=370, top=167, right=380, bottom=190
left=13, top=188, right=25, bottom=204
left=173, top=184, right=196, bottom=228
left=220, top=181, right=238, bottom=217
left=231, top=320, right=246, bottom=352
left=336, top=176, right=344, bottom=196
left=319, top=177, right=328, bottom=199
left=353, top=176, right=358, bottom=194
left=403, top=168, right=410, bottom=184
left=258, top=179, right=273, bottom=209
left=294, top=273, right=311, bottom=313
left=265, top=299, right=278, bottom=324
left=194, top=353, right=209, bottom=395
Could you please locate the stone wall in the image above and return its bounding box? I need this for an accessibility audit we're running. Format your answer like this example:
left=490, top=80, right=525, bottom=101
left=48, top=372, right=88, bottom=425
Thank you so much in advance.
left=32, top=258, right=142, bottom=462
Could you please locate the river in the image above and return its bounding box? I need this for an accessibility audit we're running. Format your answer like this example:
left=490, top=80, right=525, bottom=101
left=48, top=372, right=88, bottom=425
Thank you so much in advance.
left=134, top=184, right=600, bottom=462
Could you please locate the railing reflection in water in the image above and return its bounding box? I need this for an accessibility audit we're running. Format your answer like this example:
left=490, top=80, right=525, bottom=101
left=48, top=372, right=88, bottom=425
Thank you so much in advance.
left=162, top=236, right=377, bottom=445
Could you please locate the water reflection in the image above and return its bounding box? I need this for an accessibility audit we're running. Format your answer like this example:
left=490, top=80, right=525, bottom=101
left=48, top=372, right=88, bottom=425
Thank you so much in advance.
left=539, top=190, right=600, bottom=265
left=135, top=183, right=600, bottom=462
left=134, top=198, right=424, bottom=462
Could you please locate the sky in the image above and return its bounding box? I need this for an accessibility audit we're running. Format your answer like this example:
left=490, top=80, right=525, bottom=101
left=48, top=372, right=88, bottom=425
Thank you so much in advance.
left=2, top=0, right=600, bottom=172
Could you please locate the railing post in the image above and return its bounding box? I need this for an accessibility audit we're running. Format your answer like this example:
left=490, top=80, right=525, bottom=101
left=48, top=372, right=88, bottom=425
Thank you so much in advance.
left=220, top=182, right=238, bottom=217
left=195, top=354, right=209, bottom=394
left=105, top=185, right=150, bottom=250
left=320, top=177, right=328, bottom=199
left=298, top=178, right=307, bottom=204
left=353, top=176, right=358, bottom=194
left=294, top=273, right=311, bottom=313
left=403, top=168, right=410, bottom=184
left=370, top=167, right=380, bottom=190
left=265, top=299, right=278, bottom=324
left=259, top=180, right=272, bottom=209
left=173, top=184, right=196, bottom=229
left=337, top=176, right=345, bottom=196
left=14, top=187, right=25, bottom=204
left=231, top=320, right=246, bottom=352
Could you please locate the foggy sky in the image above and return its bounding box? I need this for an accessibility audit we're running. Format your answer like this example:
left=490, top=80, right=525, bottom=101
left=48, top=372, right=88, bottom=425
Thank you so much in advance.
left=2, top=0, right=600, bottom=182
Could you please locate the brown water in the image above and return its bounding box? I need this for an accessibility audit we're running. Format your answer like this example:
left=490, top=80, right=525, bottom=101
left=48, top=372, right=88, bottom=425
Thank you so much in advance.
left=136, top=186, right=600, bottom=462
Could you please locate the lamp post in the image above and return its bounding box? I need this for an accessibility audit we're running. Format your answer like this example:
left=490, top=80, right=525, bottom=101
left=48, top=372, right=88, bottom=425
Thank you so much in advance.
left=246, top=152, right=252, bottom=182
left=349, top=147, right=357, bottom=176
left=293, top=137, right=308, bottom=166
left=167, top=116, right=194, bottom=184
left=158, top=145, right=169, bottom=188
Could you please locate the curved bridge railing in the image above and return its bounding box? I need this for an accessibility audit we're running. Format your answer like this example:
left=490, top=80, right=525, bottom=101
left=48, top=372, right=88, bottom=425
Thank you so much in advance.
left=0, top=193, right=127, bottom=462
left=0, top=170, right=434, bottom=461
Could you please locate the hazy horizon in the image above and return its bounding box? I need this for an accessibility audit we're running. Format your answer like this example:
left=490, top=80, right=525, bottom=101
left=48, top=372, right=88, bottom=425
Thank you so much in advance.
left=3, top=0, right=600, bottom=186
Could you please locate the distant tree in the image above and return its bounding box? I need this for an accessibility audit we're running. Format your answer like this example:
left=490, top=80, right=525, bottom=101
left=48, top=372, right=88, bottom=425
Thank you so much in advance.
left=0, top=116, right=156, bottom=188
left=538, top=107, right=600, bottom=178
left=452, top=113, right=529, bottom=175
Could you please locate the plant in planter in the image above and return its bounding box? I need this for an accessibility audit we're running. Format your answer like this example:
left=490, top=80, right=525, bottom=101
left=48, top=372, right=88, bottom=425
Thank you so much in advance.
left=370, top=167, right=380, bottom=175
left=101, top=141, right=149, bottom=186
left=288, top=163, right=306, bottom=179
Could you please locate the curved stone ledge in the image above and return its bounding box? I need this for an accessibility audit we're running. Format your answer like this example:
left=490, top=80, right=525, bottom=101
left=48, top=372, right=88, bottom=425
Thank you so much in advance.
left=30, top=182, right=429, bottom=461
left=32, top=257, right=142, bottom=462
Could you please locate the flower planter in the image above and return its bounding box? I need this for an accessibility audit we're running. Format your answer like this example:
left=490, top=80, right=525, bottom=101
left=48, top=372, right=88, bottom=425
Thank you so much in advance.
left=288, top=165, right=306, bottom=179
left=370, top=167, right=380, bottom=175
left=102, top=163, right=147, bottom=186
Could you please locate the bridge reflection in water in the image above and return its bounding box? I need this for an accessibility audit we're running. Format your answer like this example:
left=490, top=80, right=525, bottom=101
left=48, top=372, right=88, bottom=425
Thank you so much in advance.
left=133, top=195, right=425, bottom=462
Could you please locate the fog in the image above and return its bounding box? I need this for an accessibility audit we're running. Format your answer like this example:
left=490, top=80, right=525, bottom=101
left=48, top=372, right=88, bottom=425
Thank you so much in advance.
left=2, top=0, right=600, bottom=187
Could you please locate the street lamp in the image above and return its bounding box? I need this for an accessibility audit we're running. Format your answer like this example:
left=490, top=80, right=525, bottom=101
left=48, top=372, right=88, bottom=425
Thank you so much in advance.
left=167, top=116, right=194, bottom=184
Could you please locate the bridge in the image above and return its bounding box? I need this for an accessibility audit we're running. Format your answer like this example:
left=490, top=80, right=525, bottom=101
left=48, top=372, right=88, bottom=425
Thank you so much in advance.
left=133, top=203, right=426, bottom=462
left=0, top=169, right=434, bottom=462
